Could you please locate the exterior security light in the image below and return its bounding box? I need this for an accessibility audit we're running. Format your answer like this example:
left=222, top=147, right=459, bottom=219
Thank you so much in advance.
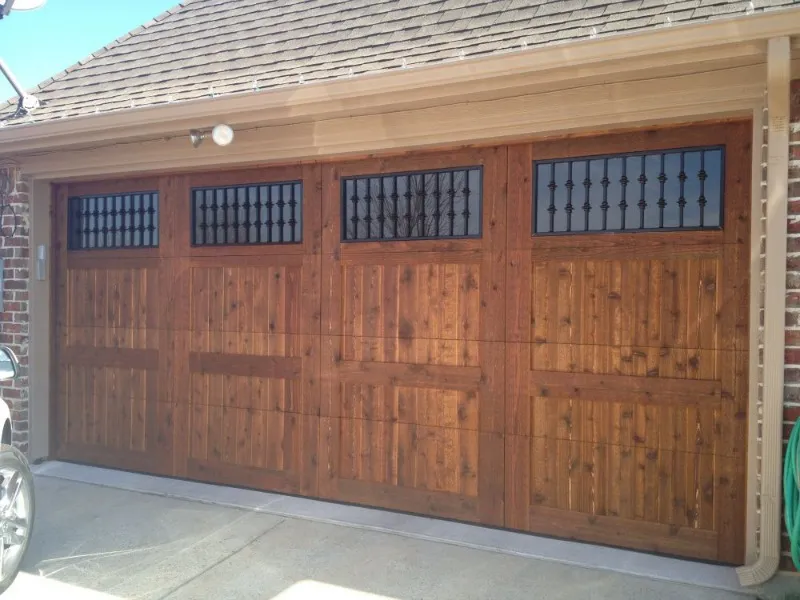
left=211, top=124, right=234, bottom=146
left=189, top=124, right=234, bottom=148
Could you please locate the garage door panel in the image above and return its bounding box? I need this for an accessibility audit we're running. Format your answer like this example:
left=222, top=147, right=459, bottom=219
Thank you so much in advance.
left=322, top=337, right=503, bottom=431
left=54, top=125, right=750, bottom=563
left=505, top=122, right=749, bottom=563
left=187, top=413, right=318, bottom=496
left=526, top=396, right=722, bottom=456
left=55, top=441, right=175, bottom=478
left=324, top=382, right=480, bottom=433
left=66, top=263, right=161, bottom=333
left=507, top=433, right=724, bottom=559
left=189, top=405, right=310, bottom=469
left=526, top=256, right=726, bottom=351
left=58, top=259, right=162, bottom=464
left=320, top=417, right=502, bottom=524
left=714, top=454, right=747, bottom=563
left=526, top=505, right=719, bottom=562
left=334, top=260, right=485, bottom=341
left=185, top=333, right=319, bottom=417
left=188, top=258, right=318, bottom=337
left=63, top=326, right=160, bottom=351
left=530, top=344, right=725, bottom=381
left=60, top=355, right=164, bottom=446
left=506, top=341, right=734, bottom=436
left=330, top=418, right=479, bottom=495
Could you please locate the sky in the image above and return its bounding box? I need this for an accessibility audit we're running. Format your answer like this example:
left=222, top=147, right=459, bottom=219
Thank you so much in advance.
left=0, top=0, right=179, bottom=102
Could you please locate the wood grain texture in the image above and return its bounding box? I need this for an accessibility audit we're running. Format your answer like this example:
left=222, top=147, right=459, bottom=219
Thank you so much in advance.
left=530, top=370, right=724, bottom=404
left=52, top=121, right=750, bottom=564
left=526, top=504, right=719, bottom=560
left=189, top=352, right=302, bottom=379
left=319, top=147, right=506, bottom=525
left=505, top=120, right=750, bottom=565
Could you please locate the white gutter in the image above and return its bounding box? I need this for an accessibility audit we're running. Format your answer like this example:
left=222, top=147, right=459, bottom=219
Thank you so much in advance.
left=1, top=8, right=800, bottom=153
left=737, top=35, right=790, bottom=587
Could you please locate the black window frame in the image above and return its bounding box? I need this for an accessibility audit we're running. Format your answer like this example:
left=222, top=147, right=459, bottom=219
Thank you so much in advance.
left=67, top=191, right=160, bottom=251
left=340, top=166, right=483, bottom=243
left=190, top=180, right=303, bottom=247
left=532, top=144, right=726, bottom=236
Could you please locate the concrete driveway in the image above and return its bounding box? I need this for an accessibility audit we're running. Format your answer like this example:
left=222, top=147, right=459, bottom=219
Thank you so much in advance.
left=0, top=465, right=789, bottom=599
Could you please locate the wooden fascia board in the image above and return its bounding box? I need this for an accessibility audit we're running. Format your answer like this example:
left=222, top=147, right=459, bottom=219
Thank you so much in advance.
left=18, top=63, right=767, bottom=179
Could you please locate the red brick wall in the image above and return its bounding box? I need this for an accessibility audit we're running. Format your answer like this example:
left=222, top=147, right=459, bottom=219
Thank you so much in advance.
left=0, top=178, right=29, bottom=454
left=782, top=81, right=800, bottom=571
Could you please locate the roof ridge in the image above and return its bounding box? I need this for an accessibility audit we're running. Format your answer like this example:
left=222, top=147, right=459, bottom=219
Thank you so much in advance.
left=2, top=1, right=192, bottom=111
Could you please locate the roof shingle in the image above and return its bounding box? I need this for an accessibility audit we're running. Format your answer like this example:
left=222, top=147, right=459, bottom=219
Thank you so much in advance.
left=2, top=0, right=796, bottom=125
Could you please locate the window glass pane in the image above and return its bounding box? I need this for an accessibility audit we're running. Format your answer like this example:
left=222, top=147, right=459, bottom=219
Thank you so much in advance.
left=67, top=191, right=159, bottom=250
left=533, top=145, right=724, bottom=235
left=189, top=181, right=303, bottom=246
left=342, top=167, right=482, bottom=242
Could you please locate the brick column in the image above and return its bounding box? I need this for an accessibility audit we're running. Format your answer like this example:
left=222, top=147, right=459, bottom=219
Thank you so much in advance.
left=0, top=178, right=30, bottom=454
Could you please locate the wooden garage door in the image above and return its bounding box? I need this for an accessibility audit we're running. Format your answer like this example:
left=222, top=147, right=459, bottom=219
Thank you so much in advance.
left=505, top=122, right=751, bottom=564
left=318, top=149, right=507, bottom=525
left=53, top=179, right=173, bottom=474
left=53, top=166, right=323, bottom=494
left=52, top=121, right=750, bottom=565
left=173, top=167, right=321, bottom=495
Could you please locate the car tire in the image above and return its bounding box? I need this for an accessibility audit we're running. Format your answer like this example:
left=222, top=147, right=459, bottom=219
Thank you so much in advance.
left=0, top=445, right=34, bottom=595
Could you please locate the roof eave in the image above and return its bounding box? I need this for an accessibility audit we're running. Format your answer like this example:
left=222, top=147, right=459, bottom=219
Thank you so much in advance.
left=2, top=7, right=799, bottom=156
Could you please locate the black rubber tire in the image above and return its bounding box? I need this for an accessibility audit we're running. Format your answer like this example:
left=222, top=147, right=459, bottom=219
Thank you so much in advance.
left=0, top=445, right=34, bottom=595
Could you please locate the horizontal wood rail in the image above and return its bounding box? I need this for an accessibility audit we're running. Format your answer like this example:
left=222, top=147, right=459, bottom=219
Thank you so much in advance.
left=336, top=361, right=482, bottom=392
left=57, top=443, right=170, bottom=476
left=341, top=249, right=484, bottom=265
left=67, top=253, right=160, bottom=270
left=527, top=505, right=718, bottom=561
left=530, top=371, right=726, bottom=405
left=336, top=478, right=479, bottom=520
left=528, top=242, right=723, bottom=262
left=186, top=251, right=306, bottom=266
left=187, top=458, right=302, bottom=494
left=188, top=352, right=302, bottom=379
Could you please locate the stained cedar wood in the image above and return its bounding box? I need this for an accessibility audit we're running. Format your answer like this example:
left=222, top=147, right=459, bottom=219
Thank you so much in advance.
left=62, top=346, right=158, bottom=370
left=318, top=146, right=505, bottom=525
left=190, top=352, right=302, bottom=379
left=530, top=370, right=724, bottom=400
left=50, top=185, right=67, bottom=453
left=51, top=120, right=749, bottom=564
left=527, top=504, right=719, bottom=560
left=504, top=121, right=749, bottom=564
left=337, top=361, right=481, bottom=391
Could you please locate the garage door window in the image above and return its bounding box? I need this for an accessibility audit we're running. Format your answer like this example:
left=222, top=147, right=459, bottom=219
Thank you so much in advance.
left=342, top=167, right=482, bottom=241
left=67, top=192, right=159, bottom=250
left=533, top=146, right=724, bottom=234
left=191, top=181, right=303, bottom=246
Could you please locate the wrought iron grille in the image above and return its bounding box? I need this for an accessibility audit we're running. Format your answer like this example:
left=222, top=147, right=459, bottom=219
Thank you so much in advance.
left=191, top=181, right=302, bottom=246
left=341, top=167, right=482, bottom=241
left=67, top=192, right=159, bottom=250
left=533, top=146, right=724, bottom=234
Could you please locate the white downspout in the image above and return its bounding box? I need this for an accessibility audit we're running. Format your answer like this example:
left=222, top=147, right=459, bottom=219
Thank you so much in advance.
left=737, top=35, right=790, bottom=587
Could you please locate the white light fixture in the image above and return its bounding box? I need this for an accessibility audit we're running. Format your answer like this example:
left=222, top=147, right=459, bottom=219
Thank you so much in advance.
left=189, top=124, right=235, bottom=148
left=211, top=124, right=234, bottom=146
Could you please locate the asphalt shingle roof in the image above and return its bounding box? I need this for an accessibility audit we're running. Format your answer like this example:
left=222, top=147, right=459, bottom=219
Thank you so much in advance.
left=2, top=0, right=797, bottom=125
